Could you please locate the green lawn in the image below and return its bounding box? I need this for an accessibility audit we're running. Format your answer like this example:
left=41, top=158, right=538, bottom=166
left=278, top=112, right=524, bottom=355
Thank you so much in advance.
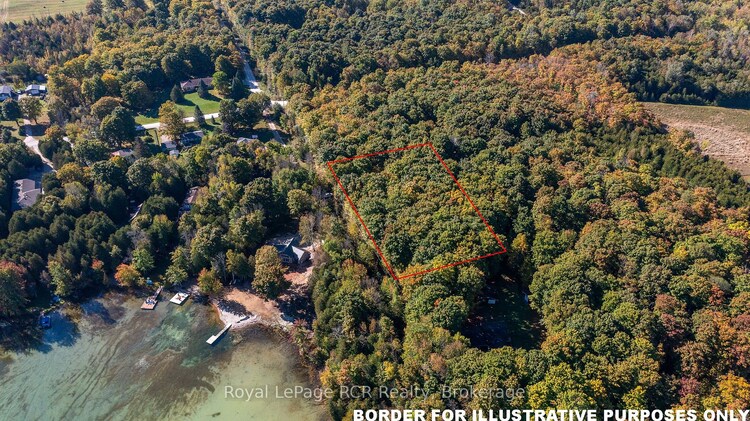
left=138, top=119, right=221, bottom=146
left=0, top=120, right=23, bottom=141
left=1, top=0, right=88, bottom=22
left=135, top=90, right=223, bottom=125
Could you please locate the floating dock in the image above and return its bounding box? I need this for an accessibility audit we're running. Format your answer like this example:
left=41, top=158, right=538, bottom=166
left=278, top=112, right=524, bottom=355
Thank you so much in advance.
left=141, top=286, right=163, bottom=310
left=169, top=292, right=189, bottom=305
left=206, top=323, right=232, bottom=345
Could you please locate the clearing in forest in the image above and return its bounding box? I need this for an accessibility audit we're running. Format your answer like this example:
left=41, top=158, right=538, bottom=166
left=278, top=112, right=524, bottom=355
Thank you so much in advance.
left=327, top=143, right=506, bottom=280
left=644, top=102, right=750, bottom=181
left=1, top=0, right=88, bottom=22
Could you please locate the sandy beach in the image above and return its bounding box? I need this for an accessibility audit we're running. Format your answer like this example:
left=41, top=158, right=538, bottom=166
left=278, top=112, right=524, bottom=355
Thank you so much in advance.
left=213, top=243, right=317, bottom=331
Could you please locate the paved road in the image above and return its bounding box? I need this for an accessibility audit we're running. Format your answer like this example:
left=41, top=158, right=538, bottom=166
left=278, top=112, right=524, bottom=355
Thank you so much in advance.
left=236, top=47, right=286, bottom=144
left=22, top=119, right=55, bottom=176
left=240, top=51, right=262, bottom=94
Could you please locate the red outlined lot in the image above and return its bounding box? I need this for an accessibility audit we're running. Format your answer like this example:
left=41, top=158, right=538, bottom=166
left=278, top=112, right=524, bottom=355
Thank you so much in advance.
left=327, top=142, right=506, bottom=280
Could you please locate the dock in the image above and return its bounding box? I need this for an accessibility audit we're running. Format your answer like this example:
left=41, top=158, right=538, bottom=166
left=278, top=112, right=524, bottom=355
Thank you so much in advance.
left=141, top=286, right=164, bottom=310
left=169, top=292, right=189, bottom=305
left=206, top=323, right=232, bottom=345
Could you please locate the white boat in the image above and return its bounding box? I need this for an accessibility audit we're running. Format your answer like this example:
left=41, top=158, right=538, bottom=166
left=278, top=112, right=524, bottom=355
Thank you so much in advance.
left=169, top=292, right=189, bottom=305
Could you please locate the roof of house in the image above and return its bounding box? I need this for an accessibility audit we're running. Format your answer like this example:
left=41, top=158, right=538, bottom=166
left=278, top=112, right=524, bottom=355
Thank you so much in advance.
left=13, top=179, right=41, bottom=210
left=15, top=179, right=36, bottom=192
left=184, top=187, right=200, bottom=205
left=0, top=86, right=13, bottom=95
left=268, top=234, right=299, bottom=250
left=291, top=246, right=309, bottom=260
left=181, top=130, right=204, bottom=144
left=15, top=189, right=41, bottom=209
left=179, top=77, right=213, bottom=90
left=160, top=136, right=178, bottom=149
left=111, top=148, right=134, bottom=158
left=25, top=84, right=46, bottom=91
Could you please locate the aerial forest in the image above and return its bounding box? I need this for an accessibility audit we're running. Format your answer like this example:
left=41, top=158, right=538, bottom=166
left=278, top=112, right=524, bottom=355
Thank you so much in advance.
left=0, top=0, right=749, bottom=418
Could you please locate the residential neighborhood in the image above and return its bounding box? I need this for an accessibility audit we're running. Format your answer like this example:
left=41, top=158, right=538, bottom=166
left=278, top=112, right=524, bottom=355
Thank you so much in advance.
left=5, top=0, right=750, bottom=419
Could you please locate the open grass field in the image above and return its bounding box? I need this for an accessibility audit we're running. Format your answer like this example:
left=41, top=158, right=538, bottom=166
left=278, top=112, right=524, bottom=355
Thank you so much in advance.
left=644, top=102, right=750, bottom=181
left=1, top=0, right=88, bottom=22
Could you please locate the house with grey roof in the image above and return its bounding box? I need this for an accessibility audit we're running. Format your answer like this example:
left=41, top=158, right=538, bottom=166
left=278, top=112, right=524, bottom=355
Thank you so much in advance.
left=111, top=148, right=134, bottom=160
left=268, top=234, right=310, bottom=266
left=160, top=135, right=178, bottom=153
left=24, top=84, right=47, bottom=96
left=12, top=179, right=41, bottom=210
left=179, top=77, right=213, bottom=93
left=180, top=130, right=204, bottom=146
left=0, top=86, right=15, bottom=101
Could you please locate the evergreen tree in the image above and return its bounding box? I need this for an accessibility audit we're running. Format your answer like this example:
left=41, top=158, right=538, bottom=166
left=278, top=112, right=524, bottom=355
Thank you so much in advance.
left=229, top=74, right=247, bottom=100
left=197, top=80, right=209, bottom=99
left=194, top=105, right=205, bottom=126
left=170, top=85, right=184, bottom=103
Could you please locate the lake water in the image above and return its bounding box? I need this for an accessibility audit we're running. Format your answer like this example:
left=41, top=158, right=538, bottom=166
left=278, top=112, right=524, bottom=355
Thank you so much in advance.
left=0, top=294, right=328, bottom=420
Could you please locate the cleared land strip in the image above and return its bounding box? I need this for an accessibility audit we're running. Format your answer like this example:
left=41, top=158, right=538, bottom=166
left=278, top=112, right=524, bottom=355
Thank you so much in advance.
left=644, top=102, right=750, bottom=180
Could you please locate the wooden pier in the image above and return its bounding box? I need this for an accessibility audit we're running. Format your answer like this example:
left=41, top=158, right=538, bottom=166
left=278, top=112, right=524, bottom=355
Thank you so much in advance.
left=206, top=323, right=232, bottom=345
left=141, top=286, right=163, bottom=310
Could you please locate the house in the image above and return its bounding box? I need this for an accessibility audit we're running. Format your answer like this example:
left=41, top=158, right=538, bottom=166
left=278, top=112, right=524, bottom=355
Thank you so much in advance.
left=111, top=148, right=134, bottom=159
left=236, top=135, right=259, bottom=145
left=179, top=77, right=213, bottom=93
left=12, top=179, right=41, bottom=210
left=0, top=85, right=14, bottom=101
left=160, top=135, right=178, bottom=153
left=180, top=187, right=200, bottom=213
left=24, top=84, right=47, bottom=96
left=180, top=130, right=204, bottom=146
left=268, top=235, right=310, bottom=266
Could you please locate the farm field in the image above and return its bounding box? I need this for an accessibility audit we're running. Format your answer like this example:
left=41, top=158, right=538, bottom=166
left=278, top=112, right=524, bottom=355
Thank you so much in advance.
left=1, top=0, right=88, bottom=22
left=644, top=102, right=750, bottom=181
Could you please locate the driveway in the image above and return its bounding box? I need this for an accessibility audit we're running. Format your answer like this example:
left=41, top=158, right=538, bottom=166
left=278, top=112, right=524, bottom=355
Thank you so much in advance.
left=23, top=119, right=55, bottom=176
left=136, top=112, right=221, bottom=131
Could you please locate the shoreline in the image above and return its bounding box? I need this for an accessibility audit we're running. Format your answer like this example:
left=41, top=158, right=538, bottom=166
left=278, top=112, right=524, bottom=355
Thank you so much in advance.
left=210, top=297, right=292, bottom=331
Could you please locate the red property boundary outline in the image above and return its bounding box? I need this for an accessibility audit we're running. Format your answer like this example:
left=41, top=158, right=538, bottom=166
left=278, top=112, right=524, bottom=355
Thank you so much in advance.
left=327, top=142, right=507, bottom=280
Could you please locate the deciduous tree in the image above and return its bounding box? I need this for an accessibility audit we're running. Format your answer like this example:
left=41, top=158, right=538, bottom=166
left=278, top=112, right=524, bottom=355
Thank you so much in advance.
left=253, top=246, right=288, bottom=299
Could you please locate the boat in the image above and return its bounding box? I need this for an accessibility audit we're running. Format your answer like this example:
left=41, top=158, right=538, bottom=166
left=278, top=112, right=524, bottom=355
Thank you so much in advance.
left=169, top=292, right=189, bottom=305
left=141, top=286, right=164, bottom=310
